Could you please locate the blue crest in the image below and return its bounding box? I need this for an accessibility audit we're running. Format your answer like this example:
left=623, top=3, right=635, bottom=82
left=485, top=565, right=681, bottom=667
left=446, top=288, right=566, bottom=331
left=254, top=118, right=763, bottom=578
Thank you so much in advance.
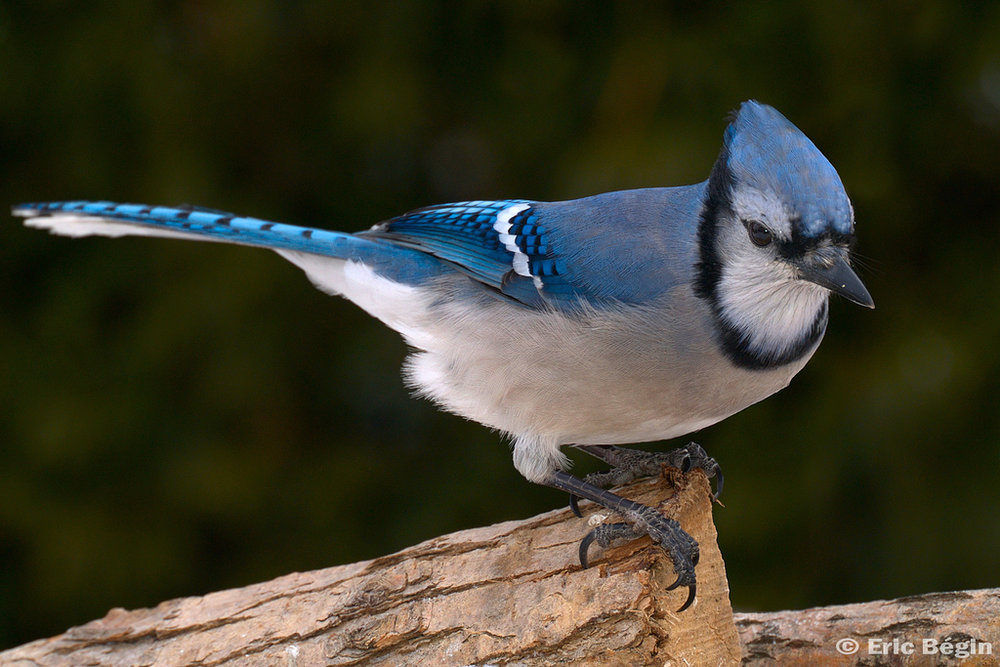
left=724, top=101, right=853, bottom=239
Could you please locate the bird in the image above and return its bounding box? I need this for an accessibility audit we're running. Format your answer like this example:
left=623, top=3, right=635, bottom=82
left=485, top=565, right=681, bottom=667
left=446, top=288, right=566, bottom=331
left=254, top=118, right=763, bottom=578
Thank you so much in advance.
left=13, top=100, right=873, bottom=612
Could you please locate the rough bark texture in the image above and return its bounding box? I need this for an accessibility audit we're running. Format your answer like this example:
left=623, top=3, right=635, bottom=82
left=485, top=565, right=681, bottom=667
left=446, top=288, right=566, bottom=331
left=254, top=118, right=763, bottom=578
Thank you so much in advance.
left=736, top=588, right=1000, bottom=665
left=1, top=469, right=742, bottom=666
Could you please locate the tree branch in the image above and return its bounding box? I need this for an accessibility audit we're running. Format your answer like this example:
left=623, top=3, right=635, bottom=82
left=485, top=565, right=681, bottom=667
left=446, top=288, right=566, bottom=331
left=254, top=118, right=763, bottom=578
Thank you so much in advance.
left=1, top=469, right=742, bottom=666
left=736, top=588, right=1000, bottom=664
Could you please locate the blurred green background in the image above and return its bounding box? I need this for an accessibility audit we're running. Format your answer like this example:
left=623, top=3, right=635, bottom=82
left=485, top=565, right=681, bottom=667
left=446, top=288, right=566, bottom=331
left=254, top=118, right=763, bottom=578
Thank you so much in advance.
left=2, top=0, right=1000, bottom=649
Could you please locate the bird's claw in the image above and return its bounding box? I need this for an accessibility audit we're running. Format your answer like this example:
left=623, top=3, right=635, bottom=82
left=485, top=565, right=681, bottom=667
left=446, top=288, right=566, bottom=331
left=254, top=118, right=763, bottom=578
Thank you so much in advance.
left=577, top=509, right=699, bottom=613
left=679, top=442, right=723, bottom=500
left=670, top=581, right=697, bottom=612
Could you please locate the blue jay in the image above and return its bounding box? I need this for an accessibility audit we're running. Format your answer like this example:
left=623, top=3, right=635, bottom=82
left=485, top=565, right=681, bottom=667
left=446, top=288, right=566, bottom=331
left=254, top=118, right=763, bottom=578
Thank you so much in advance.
left=14, top=101, right=872, bottom=611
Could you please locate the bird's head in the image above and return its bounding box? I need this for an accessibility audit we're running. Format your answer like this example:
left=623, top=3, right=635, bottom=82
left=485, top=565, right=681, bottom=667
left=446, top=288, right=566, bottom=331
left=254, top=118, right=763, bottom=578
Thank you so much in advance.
left=696, top=101, right=873, bottom=370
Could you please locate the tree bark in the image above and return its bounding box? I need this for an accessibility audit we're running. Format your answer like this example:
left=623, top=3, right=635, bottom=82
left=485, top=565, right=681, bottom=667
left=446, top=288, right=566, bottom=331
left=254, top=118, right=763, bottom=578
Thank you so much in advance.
left=736, top=588, right=1000, bottom=665
left=1, top=469, right=742, bottom=666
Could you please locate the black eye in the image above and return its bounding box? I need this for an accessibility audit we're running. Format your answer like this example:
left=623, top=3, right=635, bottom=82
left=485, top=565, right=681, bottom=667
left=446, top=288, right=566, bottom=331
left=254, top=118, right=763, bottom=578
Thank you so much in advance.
left=746, top=220, right=772, bottom=247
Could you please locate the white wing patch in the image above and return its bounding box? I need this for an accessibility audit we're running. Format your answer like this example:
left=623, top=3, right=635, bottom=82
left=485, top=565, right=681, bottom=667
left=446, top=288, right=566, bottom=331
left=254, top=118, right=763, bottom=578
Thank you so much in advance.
left=492, top=202, right=542, bottom=289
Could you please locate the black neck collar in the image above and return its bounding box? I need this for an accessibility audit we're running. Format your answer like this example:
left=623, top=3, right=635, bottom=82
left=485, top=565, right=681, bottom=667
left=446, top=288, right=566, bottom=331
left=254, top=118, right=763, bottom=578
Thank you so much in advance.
left=694, top=157, right=829, bottom=371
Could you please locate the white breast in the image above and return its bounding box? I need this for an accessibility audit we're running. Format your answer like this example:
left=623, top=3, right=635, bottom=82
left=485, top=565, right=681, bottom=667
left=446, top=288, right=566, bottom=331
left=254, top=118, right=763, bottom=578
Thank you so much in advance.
left=277, top=253, right=817, bottom=483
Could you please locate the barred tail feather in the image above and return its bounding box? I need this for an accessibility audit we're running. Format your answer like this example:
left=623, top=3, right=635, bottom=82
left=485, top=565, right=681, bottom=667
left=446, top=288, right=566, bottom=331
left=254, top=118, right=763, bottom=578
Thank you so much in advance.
left=12, top=201, right=358, bottom=257
left=14, top=200, right=451, bottom=346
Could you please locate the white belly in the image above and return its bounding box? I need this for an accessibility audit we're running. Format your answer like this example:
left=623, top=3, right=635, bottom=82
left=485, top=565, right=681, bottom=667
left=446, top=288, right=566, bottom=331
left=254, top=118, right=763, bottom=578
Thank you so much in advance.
left=282, top=254, right=819, bottom=482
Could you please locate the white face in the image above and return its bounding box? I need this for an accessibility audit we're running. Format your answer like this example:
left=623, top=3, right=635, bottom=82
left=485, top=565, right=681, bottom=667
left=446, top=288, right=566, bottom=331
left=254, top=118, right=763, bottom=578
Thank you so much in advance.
left=713, top=184, right=830, bottom=363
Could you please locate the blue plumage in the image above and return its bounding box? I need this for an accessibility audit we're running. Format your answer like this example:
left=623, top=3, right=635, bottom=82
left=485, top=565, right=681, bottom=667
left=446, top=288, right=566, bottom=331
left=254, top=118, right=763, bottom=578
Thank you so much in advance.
left=19, top=195, right=698, bottom=308
left=14, top=101, right=873, bottom=611
left=367, top=200, right=537, bottom=298
left=14, top=199, right=452, bottom=286
left=19, top=200, right=359, bottom=254
left=723, top=102, right=854, bottom=240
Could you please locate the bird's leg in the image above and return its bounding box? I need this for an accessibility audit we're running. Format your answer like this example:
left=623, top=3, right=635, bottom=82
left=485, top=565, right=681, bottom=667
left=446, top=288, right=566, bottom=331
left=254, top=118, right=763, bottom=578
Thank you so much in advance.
left=572, top=442, right=723, bottom=510
left=545, top=470, right=699, bottom=611
left=564, top=443, right=722, bottom=571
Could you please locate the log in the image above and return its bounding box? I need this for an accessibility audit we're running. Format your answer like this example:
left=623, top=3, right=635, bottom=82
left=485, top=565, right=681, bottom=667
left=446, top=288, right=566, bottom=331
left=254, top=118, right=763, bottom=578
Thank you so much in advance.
left=736, top=588, right=1000, bottom=664
left=1, top=468, right=742, bottom=666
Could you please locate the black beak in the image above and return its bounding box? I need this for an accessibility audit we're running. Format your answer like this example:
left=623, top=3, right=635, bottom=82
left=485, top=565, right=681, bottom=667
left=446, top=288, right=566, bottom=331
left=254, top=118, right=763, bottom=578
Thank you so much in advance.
left=798, top=254, right=874, bottom=309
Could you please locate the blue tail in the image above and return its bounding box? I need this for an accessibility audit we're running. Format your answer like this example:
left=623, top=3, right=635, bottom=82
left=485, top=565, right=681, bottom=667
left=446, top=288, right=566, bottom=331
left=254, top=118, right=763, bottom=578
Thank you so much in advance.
left=14, top=200, right=454, bottom=284
left=13, top=200, right=369, bottom=256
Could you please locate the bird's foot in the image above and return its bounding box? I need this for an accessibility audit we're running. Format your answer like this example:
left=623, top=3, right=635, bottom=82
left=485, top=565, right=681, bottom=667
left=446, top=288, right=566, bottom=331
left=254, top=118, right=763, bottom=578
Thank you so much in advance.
left=570, top=442, right=722, bottom=518
left=547, top=470, right=700, bottom=612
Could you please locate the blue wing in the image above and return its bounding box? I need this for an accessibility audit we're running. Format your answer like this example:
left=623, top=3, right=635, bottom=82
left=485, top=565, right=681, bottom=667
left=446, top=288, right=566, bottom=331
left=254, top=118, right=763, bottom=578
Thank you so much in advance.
left=13, top=199, right=587, bottom=307
left=367, top=187, right=707, bottom=307
left=16, top=188, right=706, bottom=310
left=361, top=200, right=585, bottom=306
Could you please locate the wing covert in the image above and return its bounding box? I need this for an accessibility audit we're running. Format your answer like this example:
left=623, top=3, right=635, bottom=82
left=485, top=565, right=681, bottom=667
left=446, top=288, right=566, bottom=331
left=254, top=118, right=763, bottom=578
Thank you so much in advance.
left=361, top=199, right=582, bottom=307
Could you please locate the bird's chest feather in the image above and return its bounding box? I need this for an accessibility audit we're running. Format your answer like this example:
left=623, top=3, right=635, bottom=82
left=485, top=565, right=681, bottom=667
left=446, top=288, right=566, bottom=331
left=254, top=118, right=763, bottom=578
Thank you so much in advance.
left=403, top=283, right=820, bottom=444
